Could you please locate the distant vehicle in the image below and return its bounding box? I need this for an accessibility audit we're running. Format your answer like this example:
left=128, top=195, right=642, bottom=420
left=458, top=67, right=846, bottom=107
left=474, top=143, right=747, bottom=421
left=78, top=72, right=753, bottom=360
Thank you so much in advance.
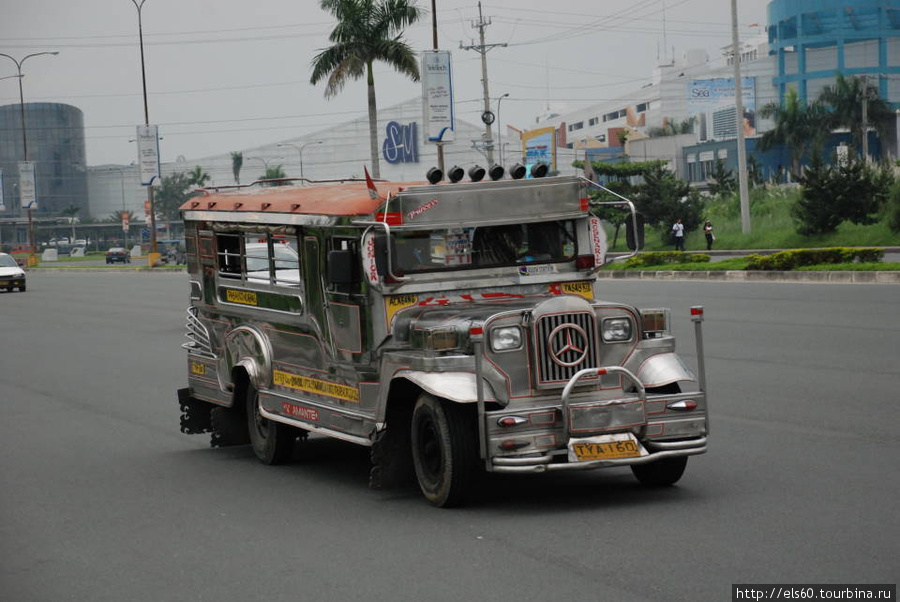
left=106, top=247, right=131, bottom=264
left=0, top=253, right=26, bottom=292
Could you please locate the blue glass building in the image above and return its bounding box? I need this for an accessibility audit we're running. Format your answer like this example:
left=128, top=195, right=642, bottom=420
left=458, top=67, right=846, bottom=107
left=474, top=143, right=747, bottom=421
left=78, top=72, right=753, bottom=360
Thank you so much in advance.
left=768, top=0, right=900, bottom=105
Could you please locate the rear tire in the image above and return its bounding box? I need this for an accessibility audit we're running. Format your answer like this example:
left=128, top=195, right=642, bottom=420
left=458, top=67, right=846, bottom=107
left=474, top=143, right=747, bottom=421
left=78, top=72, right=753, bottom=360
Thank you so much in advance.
left=246, top=380, right=294, bottom=465
left=410, top=394, right=477, bottom=507
left=631, top=456, right=688, bottom=486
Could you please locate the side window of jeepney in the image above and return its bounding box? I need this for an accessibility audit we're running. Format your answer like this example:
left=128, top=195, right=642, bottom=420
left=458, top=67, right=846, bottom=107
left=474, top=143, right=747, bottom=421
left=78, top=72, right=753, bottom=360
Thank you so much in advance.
left=243, top=234, right=302, bottom=289
left=216, top=233, right=242, bottom=278
left=216, top=233, right=302, bottom=289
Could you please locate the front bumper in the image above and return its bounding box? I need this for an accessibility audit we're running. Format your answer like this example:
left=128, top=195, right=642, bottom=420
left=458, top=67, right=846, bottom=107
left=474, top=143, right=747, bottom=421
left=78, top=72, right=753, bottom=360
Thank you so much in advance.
left=0, top=276, right=25, bottom=289
left=484, top=366, right=708, bottom=474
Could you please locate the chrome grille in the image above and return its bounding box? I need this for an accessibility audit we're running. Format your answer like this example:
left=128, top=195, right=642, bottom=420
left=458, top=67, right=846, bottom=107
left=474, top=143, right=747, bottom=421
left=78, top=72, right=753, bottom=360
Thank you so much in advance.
left=535, top=312, right=598, bottom=387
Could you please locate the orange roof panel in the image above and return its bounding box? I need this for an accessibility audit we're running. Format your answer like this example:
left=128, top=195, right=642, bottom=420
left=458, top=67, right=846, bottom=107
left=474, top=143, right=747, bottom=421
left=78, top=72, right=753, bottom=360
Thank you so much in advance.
left=179, top=180, right=426, bottom=216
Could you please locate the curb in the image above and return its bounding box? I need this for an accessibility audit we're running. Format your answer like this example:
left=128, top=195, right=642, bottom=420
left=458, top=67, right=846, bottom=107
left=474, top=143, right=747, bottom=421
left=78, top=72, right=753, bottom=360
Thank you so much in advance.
left=595, top=270, right=900, bottom=284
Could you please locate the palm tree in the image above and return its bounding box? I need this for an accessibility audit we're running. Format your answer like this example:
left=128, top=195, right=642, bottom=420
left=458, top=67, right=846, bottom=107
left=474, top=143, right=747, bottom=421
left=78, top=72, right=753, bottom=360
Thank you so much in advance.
left=231, top=151, right=243, bottom=185
left=260, top=165, right=288, bottom=186
left=188, top=165, right=210, bottom=188
left=60, top=204, right=81, bottom=242
left=758, top=88, right=828, bottom=178
left=310, top=0, right=422, bottom=178
left=817, top=74, right=894, bottom=160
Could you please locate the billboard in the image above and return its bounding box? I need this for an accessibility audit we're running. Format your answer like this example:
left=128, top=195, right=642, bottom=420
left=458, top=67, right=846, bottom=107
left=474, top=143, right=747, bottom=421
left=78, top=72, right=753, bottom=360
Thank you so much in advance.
left=687, top=77, right=757, bottom=140
left=421, top=50, right=455, bottom=144
left=521, top=126, right=557, bottom=171
left=18, top=161, right=36, bottom=209
left=136, top=125, right=161, bottom=185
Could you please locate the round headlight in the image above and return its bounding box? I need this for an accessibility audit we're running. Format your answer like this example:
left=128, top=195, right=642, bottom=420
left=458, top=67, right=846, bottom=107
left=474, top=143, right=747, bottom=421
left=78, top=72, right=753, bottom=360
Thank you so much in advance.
left=491, top=326, right=523, bottom=351
left=602, top=317, right=633, bottom=342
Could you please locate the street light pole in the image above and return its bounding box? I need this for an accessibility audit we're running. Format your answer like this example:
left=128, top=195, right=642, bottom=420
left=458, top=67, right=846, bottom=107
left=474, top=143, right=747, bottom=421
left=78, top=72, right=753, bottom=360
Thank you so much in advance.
left=0, top=51, right=59, bottom=255
left=496, top=93, right=509, bottom=166
left=130, top=0, right=158, bottom=258
left=278, top=141, right=322, bottom=184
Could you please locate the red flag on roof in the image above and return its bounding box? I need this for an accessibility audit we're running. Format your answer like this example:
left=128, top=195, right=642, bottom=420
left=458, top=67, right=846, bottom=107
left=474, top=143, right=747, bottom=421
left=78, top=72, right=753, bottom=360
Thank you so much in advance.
left=364, top=166, right=380, bottom=200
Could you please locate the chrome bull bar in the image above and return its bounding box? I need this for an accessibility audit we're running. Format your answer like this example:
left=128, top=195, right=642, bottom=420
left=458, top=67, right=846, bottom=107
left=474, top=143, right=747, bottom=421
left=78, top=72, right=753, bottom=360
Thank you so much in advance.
left=560, top=365, right=645, bottom=443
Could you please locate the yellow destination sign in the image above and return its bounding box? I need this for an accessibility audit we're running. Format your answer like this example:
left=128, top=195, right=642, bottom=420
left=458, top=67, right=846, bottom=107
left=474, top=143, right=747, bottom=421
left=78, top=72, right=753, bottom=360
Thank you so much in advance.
left=273, top=370, right=360, bottom=403
left=225, top=289, right=258, bottom=306
left=385, top=294, right=418, bottom=326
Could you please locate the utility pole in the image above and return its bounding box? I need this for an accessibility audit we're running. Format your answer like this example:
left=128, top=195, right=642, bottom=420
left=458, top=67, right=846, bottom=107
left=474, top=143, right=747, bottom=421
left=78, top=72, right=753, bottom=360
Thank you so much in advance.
left=861, top=75, right=869, bottom=163
left=460, top=2, right=506, bottom=165
left=731, top=0, right=751, bottom=234
left=431, top=0, right=445, bottom=174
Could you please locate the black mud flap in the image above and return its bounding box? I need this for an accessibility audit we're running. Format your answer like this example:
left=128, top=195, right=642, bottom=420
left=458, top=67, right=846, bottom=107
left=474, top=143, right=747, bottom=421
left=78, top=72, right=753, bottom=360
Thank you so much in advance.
left=369, top=403, right=414, bottom=490
left=178, top=388, right=212, bottom=435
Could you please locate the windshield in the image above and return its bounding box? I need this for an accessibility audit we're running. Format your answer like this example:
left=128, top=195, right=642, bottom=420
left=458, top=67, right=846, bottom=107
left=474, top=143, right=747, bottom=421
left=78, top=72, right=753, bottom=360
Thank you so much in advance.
left=393, top=220, right=577, bottom=273
left=0, top=254, right=17, bottom=268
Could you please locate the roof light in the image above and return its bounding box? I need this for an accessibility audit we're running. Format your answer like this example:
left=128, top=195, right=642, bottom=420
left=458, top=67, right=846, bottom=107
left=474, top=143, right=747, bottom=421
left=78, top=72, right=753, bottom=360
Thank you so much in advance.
left=488, top=164, right=504, bottom=180
left=531, top=163, right=549, bottom=178
left=447, top=165, right=465, bottom=183
left=510, top=163, right=526, bottom=179
left=426, top=167, right=443, bottom=184
left=468, top=165, right=486, bottom=182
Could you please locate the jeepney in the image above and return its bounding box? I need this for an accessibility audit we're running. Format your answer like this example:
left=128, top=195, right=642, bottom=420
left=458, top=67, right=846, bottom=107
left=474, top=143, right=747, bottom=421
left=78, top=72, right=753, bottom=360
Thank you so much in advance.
left=176, top=169, right=708, bottom=507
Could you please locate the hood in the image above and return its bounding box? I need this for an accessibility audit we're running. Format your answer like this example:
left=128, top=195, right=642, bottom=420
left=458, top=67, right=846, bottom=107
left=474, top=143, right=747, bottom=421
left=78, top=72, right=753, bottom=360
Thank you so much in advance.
left=391, top=294, right=596, bottom=351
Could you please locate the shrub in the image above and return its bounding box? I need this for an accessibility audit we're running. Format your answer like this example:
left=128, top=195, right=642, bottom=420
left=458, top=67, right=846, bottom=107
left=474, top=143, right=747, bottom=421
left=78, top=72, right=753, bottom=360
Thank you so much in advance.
left=624, top=251, right=711, bottom=268
left=745, top=247, right=884, bottom=270
left=793, top=155, right=892, bottom=235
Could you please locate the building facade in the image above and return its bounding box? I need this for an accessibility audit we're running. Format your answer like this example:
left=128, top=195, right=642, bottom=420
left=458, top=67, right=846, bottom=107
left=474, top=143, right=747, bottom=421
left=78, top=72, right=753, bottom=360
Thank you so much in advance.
left=768, top=0, right=900, bottom=104
left=0, top=103, right=88, bottom=219
left=170, top=97, right=495, bottom=189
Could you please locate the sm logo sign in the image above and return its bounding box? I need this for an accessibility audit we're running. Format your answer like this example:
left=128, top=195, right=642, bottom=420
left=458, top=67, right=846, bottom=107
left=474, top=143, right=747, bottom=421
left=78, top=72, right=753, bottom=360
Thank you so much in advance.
left=382, top=121, right=419, bottom=164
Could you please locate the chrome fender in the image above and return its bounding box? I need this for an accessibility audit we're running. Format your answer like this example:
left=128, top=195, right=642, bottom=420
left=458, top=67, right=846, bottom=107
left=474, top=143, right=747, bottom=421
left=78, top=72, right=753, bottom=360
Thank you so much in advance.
left=222, top=325, right=273, bottom=393
left=633, top=352, right=696, bottom=388
left=394, top=370, right=498, bottom=404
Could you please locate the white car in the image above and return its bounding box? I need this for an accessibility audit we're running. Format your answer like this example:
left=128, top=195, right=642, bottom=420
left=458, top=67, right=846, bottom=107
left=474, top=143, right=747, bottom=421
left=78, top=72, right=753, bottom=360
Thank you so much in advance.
left=0, top=253, right=26, bottom=292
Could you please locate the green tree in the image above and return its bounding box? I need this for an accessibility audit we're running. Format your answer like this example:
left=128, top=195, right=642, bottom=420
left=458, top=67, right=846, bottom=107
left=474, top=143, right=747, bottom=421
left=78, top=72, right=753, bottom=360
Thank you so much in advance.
left=231, top=151, right=243, bottom=185
left=707, top=159, right=736, bottom=197
left=188, top=165, right=210, bottom=188
left=60, top=204, right=81, bottom=241
left=107, top=210, right=136, bottom=223
left=259, top=165, right=288, bottom=186
left=154, top=172, right=196, bottom=221
left=793, top=153, right=892, bottom=235
left=887, top=180, right=900, bottom=235
left=817, top=74, right=895, bottom=160
left=310, top=0, right=422, bottom=178
left=633, top=164, right=704, bottom=244
left=758, top=88, right=828, bottom=178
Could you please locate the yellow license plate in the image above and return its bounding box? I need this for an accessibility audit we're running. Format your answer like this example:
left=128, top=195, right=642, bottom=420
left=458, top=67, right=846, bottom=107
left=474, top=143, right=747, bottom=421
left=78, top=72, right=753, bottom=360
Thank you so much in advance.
left=568, top=434, right=645, bottom=462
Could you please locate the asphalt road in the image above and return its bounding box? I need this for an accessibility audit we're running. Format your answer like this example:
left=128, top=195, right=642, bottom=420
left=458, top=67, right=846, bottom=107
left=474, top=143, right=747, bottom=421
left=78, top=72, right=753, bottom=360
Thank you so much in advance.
left=1, top=273, right=897, bottom=601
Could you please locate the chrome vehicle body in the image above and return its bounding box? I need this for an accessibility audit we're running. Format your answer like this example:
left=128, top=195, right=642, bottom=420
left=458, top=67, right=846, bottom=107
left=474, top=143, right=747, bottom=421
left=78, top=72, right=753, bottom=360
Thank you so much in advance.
left=176, top=173, right=709, bottom=506
left=0, top=253, right=26, bottom=292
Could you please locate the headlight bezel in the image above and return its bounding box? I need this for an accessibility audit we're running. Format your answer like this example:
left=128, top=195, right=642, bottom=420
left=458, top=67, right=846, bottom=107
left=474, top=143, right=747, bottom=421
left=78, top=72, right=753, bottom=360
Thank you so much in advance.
left=601, top=317, right=634, bottom=343
left=490, top=325, right=524, bottom=352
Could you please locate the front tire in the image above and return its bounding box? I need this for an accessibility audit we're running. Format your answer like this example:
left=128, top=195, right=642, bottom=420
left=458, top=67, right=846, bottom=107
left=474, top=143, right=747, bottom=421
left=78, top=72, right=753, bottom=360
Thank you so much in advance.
left=631, top=456, right=688, bottom=486
left=246, top=380, right=294, bottom=465
left=410, top=394, right=477, bottom=507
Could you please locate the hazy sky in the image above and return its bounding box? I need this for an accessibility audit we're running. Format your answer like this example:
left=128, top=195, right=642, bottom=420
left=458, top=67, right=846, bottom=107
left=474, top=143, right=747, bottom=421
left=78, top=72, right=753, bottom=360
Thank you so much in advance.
left=0, top=0, right=769, bottom=166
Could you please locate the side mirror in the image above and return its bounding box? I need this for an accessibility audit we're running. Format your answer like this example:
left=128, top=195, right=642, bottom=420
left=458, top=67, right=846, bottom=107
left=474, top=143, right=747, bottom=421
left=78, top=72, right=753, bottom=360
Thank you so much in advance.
left=327, top=249, right=360, bottom=285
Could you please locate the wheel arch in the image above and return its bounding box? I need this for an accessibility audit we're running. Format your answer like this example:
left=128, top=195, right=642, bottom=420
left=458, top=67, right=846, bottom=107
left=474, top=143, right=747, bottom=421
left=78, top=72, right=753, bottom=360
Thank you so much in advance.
left=222, top=325, right=273, bottom=394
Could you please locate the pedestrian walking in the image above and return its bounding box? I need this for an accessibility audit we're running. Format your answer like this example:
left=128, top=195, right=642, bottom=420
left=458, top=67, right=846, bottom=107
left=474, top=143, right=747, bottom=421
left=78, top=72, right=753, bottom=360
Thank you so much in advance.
left=704, top=220, right=714, bottom=250
left=671, top=218, right=685, bottom=251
